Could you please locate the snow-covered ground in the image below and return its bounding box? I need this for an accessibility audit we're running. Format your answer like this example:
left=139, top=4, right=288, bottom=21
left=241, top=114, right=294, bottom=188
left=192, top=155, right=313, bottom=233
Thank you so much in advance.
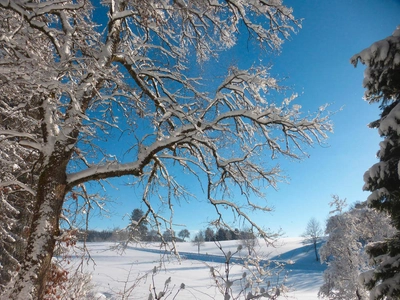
left=68, top=237, right=325, bottom=299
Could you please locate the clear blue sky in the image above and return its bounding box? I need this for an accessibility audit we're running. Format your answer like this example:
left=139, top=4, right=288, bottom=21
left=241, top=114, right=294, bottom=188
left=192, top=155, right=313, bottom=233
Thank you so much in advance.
left=87, top=0, right=400, bottom=237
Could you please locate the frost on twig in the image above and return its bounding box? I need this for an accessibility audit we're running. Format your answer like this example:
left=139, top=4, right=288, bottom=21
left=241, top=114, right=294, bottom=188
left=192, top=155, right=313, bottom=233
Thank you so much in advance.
left=208, top=239, right=287, bottom=300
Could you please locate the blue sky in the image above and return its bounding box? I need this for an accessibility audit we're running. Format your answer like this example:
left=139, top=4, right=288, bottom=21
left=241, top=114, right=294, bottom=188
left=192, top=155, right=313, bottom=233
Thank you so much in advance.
left=87, top=0, right=400, bottom=237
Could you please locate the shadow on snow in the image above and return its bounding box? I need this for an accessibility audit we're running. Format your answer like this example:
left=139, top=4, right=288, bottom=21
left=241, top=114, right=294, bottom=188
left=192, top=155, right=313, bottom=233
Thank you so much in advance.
left=127, top=241, right=327, bottom=272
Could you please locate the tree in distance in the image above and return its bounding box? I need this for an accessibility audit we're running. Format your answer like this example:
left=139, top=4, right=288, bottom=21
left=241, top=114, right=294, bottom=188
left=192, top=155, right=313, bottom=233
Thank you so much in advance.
left=178, top=229, right=190, bottom=242
left=163, top=229, right=175, bottom=243
left=128, top=208, right=149, bottom=241
left=302, top=218, right=323, bottom=262
left=192, top=231, right=205, bottom=255
left=239, top=229, right=258, bottom=256
left=205, top=227, right=215, bottom=242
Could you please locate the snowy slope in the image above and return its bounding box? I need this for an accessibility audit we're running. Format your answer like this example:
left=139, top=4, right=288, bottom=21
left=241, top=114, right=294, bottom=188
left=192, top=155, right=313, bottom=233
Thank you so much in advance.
left=69, top=237, right=325, bottom=299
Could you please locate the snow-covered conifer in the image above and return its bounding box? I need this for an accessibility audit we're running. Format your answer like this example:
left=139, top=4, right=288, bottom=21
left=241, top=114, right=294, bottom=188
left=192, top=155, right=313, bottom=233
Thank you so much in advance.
left=351, top=26, right=400, bottom=299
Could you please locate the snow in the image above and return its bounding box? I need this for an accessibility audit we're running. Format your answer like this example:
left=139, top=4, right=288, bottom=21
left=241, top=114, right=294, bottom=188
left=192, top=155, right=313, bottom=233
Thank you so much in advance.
left=393, top=26, right=400, bottom=37
left=366, top=187, right=389, bottom=205
left=394, top=52, right=400, bottom=66
left=65, top=237, right=325, bottom=299
left=351, top=24, right=400, bottom=103
left=379, top=102, right=400, bottom=135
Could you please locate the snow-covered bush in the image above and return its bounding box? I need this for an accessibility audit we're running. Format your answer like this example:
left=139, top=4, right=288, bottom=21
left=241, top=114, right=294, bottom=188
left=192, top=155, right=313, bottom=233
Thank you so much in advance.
left=319, top=197, right=395, bottom=299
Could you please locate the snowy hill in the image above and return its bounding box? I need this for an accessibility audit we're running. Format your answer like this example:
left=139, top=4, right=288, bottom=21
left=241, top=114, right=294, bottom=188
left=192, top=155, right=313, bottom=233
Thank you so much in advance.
left=70, top=237, right=325, bottom=299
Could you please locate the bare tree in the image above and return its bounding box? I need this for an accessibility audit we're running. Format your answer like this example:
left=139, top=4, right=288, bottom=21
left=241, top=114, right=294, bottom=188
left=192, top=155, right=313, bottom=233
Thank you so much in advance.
left=210, top=241, right=286, bottom=299
left=239, top=229, right=258, bottom=256
left=192, top=231, right=205, bottom=254
left=0, top=1, right=331, bottom=298
left=302, top=218, right=323, bottom=261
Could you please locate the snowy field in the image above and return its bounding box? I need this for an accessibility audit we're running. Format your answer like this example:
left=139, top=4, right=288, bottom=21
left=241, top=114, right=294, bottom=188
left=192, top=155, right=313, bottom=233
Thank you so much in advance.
left=68, top=237, right=326, bottom=299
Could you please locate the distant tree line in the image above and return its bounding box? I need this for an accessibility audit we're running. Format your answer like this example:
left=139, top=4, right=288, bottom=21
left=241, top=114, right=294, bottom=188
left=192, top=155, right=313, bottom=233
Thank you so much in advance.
left=76, top=229, right=129, bottom=243
left=76, top=209, right=257, bottom=244
left=203, top=227, right=247, bottom=241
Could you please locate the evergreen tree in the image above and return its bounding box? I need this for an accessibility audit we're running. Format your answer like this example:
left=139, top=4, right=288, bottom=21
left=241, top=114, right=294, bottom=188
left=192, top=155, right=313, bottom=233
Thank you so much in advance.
left=351, top=25, right=400, bottom=299
left=205, top=227, right=215, bottom=242
left=129, top=208, right=148, bottom=241
left=216, top=228, right=228, bottom=241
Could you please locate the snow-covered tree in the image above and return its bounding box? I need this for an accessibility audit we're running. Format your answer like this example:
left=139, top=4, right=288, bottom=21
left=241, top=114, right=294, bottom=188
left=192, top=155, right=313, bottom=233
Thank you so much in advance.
left=319, top=198, right=395, bottom=300
left=302, top=217, right=323, bottom=262
left=0, top=142, right=36, bottom=292
left=351, top=26, right=400, bottom=299
left=0, top=1, right=332, bottom=299
left=0, top=9, right=41, bottom=288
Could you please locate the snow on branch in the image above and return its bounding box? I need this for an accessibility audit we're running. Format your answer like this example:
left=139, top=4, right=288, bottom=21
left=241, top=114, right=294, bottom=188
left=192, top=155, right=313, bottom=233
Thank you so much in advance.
left=0, top=131, right=41, bottom=150
left=0, top=2, right=329, bottom=297
left=350, top=26, right=400, bottom=102
left=0, top=181, right=36, bottom=196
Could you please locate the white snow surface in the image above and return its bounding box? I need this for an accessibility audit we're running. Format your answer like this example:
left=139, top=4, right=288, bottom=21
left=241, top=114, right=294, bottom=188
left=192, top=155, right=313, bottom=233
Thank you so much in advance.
left=65, top=237, right=325, bottom=299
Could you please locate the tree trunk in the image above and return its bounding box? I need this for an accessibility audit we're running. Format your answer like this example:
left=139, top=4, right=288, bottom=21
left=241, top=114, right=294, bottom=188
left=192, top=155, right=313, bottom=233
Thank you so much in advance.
left=314, top=241, right=319, bottom=262
left=6, top=156, right=68, bottom=299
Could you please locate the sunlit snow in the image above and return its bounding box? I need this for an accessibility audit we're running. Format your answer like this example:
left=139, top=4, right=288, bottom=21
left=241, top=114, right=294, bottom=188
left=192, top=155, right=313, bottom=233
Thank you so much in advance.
left=63, top=237, right=325, bottom=299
